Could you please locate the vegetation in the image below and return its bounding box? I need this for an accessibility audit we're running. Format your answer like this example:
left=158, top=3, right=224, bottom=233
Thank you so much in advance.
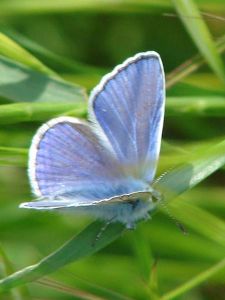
left=0, top=0, right=225, bottom=299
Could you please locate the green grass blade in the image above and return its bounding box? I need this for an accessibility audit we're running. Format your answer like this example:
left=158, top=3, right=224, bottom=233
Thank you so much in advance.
left=144, top=221, right=225, bottom=262
left=172, top=0, right=225, bottom=83
left=0, top=96, right=224, bottom=127
left=12, top=27, right=224, bottom=92
left=0, top=0, right=172, bottom=16
left=166, top=34, right=225, bottom=89
left=0, top=245, right=29, bottom=300
left=37, top=277, right=108, bottom=300
left=0, top=55, right=86, bottom=103
left=132, top=229, right=154, bottom=281
left=0, top=147, right=27, bottom=167
left=148, top=261, right=160, bottom=300
left=166, top=96, right=225, bottom=116
left=0, top=32, right=55, bottom=76
left=0, top=222, right=125, bottom=293
left=169, top=201, right=225, bottom=248
left=1, top=27, right=106, bottom=76
left=154, top=138, right=225, bottom=202
left=161, top=257, right=225, bottom=300
left=0, top=0, right=223, bottom=15
left=0, top=102, right=86, bottom=124
left=0, top=139, right=225, bottom=292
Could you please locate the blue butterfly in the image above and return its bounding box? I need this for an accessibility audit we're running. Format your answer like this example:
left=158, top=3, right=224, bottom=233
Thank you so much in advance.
left=20, top=51, right=165, bottom=229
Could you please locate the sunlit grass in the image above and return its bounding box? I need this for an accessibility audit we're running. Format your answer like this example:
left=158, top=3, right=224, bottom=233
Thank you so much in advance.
left=0, top=0, right=225, bottom=299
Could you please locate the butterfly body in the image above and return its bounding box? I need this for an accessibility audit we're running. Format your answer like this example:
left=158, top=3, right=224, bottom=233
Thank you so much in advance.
left=78, top=198, right=154, bottom=229
left=20, top=51, right=165, bottom=228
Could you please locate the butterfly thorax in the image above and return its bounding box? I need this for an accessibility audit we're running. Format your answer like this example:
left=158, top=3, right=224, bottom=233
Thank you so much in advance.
left=79, top=192, right=156, bottom=229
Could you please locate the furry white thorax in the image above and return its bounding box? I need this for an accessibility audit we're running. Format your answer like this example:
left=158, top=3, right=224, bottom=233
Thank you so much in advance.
left=69, top=196, right=156, bottom=229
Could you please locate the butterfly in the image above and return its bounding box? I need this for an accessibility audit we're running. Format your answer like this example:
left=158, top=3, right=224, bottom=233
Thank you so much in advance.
left=20, top=51, right=165, bottom=229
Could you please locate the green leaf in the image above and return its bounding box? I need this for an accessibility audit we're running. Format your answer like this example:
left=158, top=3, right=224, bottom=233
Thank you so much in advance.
left=132, top=228, right=154, bottom=281
left=0, top=0, right=172, bottom=16
left=166, top=34, right=225, bottom=89
left=0, top=55, right=86, bottom=103
left=161, top=257, right=225, bottom=300
left=0, top=138, right=225, bottom=292
left=0, top=101, right=87, bottom=125
left=169, top=201, right=225, bottom=248
left=0, top=32, right=55, bottom=76
left=0, top=96, right=224, bottom=128
left=0, top=0, right=223, bottom=15
left=0, top=222, right=125, bottom=293
left=166, top=96, right=225, bottom=116
left=37, top=277, right=110, bottom=300
left=0, top=27, right=106, bottom=76
left=172, top=0, right=225, bottom=83
left=148, top=261, right=160, bottom=300
left=144, top=220, right=225, bottom=262
left=154, top=138, right=225, bottom=202
left=0, top=147, right=27, bottom=167
left=0, top=244, right=29, bottom=300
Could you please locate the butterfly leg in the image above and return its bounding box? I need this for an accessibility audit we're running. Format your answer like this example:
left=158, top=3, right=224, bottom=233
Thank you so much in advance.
left=92, top=217, right=116, bottom=246
left=143, top=213, right=151, bottom=221
left=126, top=222, right=136, bottom=230
left=151, top=188, right=162, bottom=203
left=150, top=187, right=188, bottom=235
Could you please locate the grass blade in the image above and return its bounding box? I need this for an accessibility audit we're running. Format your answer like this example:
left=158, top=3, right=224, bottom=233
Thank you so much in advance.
left=154, top=138, right=225, bottom=202
left=0, top=0, right=172, bottom=16
left=166, top=96, right=225, bottom=116
left=0, top=139, right=225, bottom=292
left=0, top=245, right=29, bottom=300
left=172, top=0, right=225, bottom=83
left=0, top=96, right=224, bottom=128
left=0, top=147, right=27, bottom=167
left=0, top=0, right=223, bottom=16
left=169, top=201, right=225, bottom=248
left=0, top=102, right=86, bottom=124
left=0, top=55, right=86, bottom=103
left=0, top=222, right=125, bottom=293
left=37, top=277, right=106, bottom=300
left=9, top=26, right=225, bottom=92
left=0, top=27, right=105, bottom=76
left=0, top=32, right=55, bottom=76
left=161, top=257, right=225, bottom=300
left=132, top=229, right=154, bottom=281
left=166, top=34, right=225, bottom=89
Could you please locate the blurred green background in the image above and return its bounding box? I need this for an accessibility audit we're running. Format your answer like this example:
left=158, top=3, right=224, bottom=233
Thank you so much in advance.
left=0, top=0, right=225, bottom=299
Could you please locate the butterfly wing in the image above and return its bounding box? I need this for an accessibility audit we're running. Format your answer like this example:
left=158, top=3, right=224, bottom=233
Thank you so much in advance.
left=21, top=51, right=165, bottom=214
left=20, top=191, right=152, bottom=209
left=21, top=116, right=147, bottom=209
left=20, top=190, right=155, bottom=228
left=89, top=51, right=165, bottom=183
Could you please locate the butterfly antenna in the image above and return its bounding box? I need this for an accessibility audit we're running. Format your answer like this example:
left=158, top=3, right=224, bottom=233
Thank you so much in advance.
left=159, top=199, right=188, bottom=235
left=153, top=170, right=171, bottom=185
left=153, top=172, right=188, bottom=235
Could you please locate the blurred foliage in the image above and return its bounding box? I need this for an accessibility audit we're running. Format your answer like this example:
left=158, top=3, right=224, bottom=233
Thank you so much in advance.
left=0, top=0, right=225, bottom=300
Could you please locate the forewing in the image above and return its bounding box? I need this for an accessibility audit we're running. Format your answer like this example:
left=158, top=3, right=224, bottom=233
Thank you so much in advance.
left=29, top=117, right=122, bottom=199
left=89, top=52, right=165, bottom=183
left=25, top=116, right=146, bottom=208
